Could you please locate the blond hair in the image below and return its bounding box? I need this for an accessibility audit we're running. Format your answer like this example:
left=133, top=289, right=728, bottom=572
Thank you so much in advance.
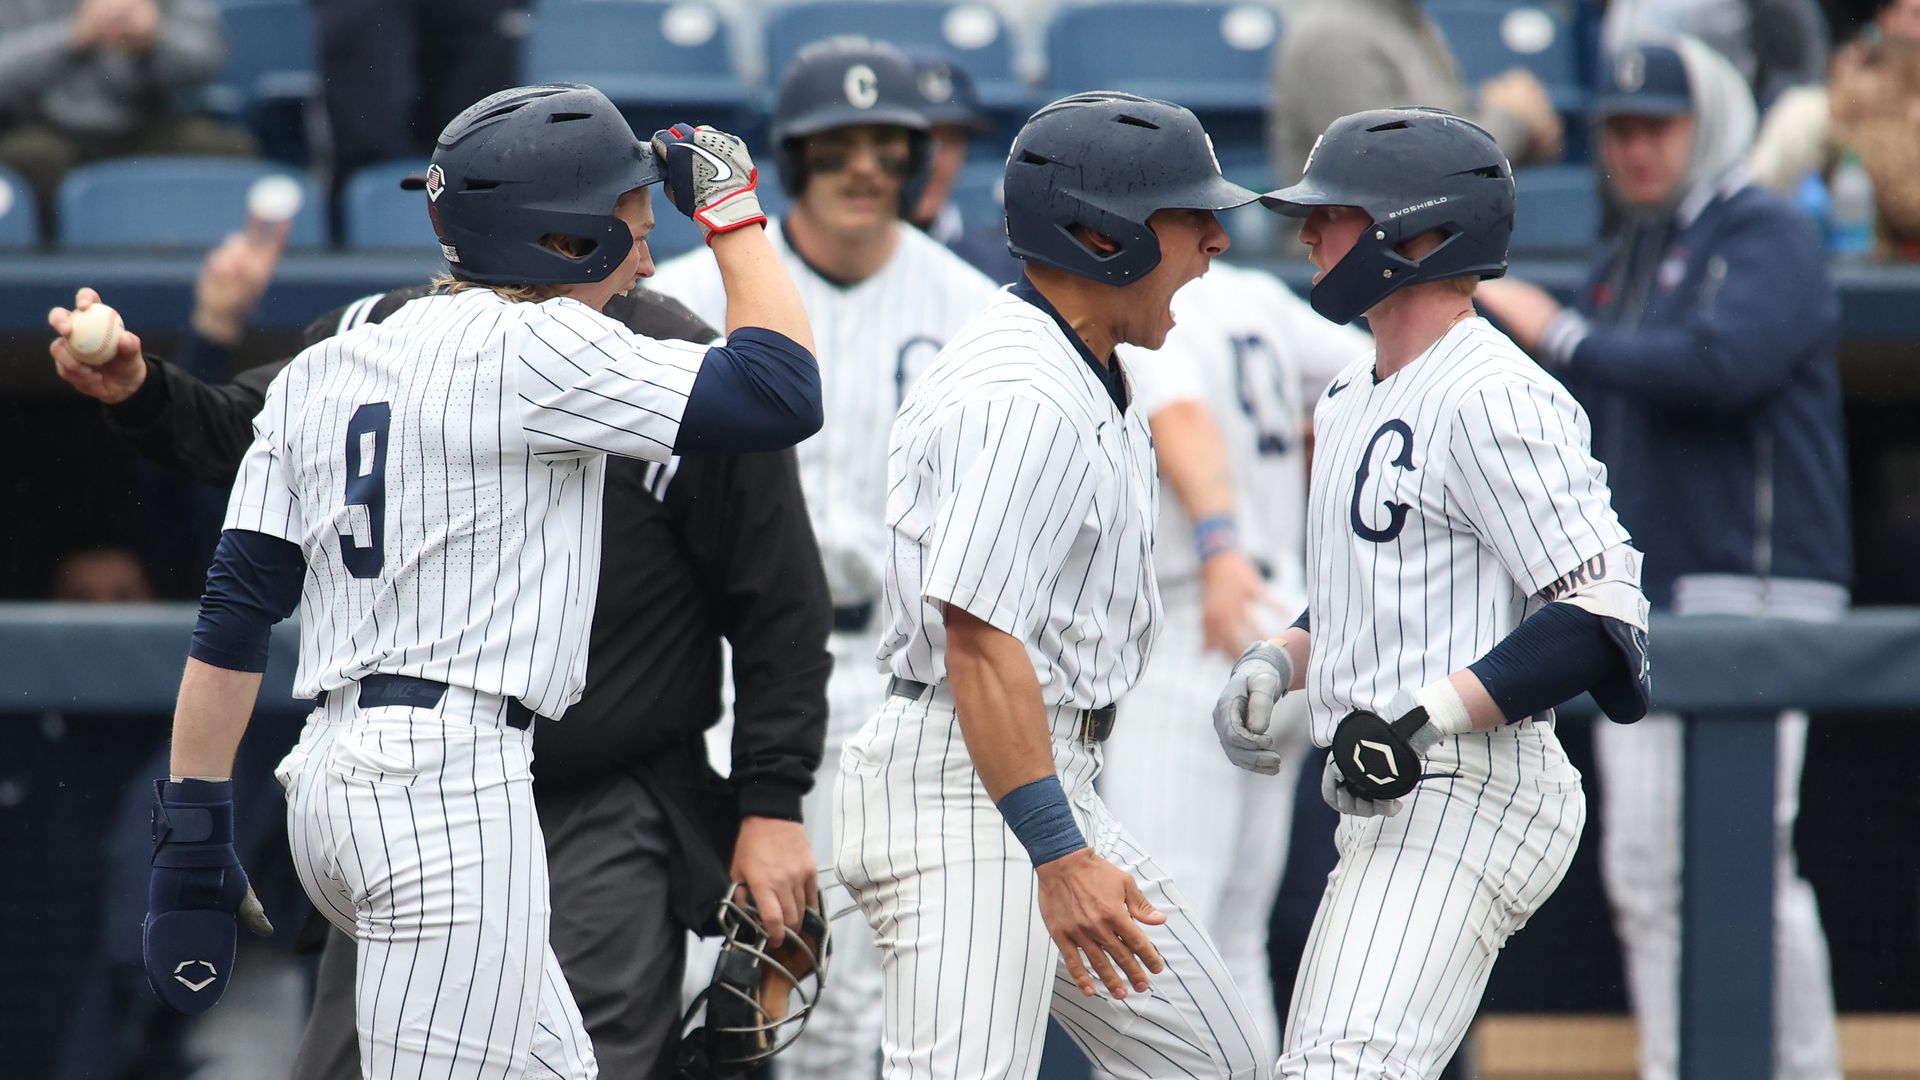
left=429, top=233, right=596, bottom=303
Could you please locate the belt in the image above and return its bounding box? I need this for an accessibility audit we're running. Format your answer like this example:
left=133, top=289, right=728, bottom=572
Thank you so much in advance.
left=316, top=674, right=537, bottom=731
left=887, top=676, right=1116, bottom=743
left=833, top=602, right=874, bottom=634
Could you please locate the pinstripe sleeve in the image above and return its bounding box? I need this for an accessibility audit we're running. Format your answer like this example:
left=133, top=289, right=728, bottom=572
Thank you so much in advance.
left=922, top=395, right=1096, bottom=639
left=221, top=371, right=303, bottom=544
left=514, top=299, right=708, bottom=463
left=1444, top=378, right=1630, bottom=594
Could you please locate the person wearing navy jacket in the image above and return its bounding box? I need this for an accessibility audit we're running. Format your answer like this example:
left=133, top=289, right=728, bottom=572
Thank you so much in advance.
left=1479, top=35, right=1848, bottom=1080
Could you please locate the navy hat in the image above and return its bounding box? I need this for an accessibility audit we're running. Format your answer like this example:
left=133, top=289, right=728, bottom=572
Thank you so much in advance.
left=909, top=53, right=993, bottom=132
left=1594, top=43, right=1693, bottom=120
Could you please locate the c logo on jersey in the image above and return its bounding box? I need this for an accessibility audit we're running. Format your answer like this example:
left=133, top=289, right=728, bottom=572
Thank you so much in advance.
left=1349, top=419, right=1417, bottom=543
left=894, top=335, right=943, bottom=404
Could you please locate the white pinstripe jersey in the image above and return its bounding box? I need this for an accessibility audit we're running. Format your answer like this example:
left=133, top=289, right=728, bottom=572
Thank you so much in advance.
left=649, top=220, right=1000, bottom=605
left=223, top=288, right=710, bottom=720
left=1303, top=316, right=1629, bottom=745
left=877, top=287, right=1161, bottom=710
left=1123, top=263, right=1371, bottom=601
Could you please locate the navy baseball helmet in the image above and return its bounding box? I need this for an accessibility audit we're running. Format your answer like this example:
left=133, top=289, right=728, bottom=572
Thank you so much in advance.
left=1261, top=107, right=1514, bottom=324
left=909, top=52, right=993, bottom=132
left=1003, top=92, right=1258, bottom=284
left=423, top=83, right=663, bottom=286
left=772, top=36, right=931, bottom=199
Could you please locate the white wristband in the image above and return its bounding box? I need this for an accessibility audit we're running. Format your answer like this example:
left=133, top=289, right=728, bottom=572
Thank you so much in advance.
left=1415, top=680, right=1474, bottom=736
left=169, top=775, right=232, bottom=783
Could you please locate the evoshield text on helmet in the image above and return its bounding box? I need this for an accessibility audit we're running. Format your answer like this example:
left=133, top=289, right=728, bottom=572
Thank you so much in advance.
left=1261, top=107, right=1515, bottom=324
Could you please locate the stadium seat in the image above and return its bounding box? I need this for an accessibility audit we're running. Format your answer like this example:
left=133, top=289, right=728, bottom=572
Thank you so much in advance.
left=1044, top=1, right=1283, bottom=112
left=342, top=160, right=438, bottom=251
left=1511, top=164, right=1600, bottom=255
left=761, top=1, right=1024, bottom=110
left=527, top=1, right=748, bottom=111
left=207, top=0, right=318, bottom=115
left=946, top=159, right=1005, bottom=231
left=57, top=159, right=326, bottom=249
left=1428, top=0, right=1585, bottom=110
left=0, top=165, right=40, bottom=248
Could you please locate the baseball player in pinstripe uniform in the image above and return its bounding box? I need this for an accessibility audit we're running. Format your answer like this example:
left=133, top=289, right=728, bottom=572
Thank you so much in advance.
left=1214, top=108, right=1653, bottom=1078
left=1100, top=262, right=1370, bottom=1050
left=834, top=92, right=1270, bottom=1079
left=130, top=84, right=821, bottom=1077
left=650, top=36, right=999, bottom=1077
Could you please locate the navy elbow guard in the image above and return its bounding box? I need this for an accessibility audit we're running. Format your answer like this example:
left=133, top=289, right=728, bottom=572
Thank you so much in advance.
left=1470, top=546, right=1651, bottom=723
left=188, top=530, right=307, bottom=672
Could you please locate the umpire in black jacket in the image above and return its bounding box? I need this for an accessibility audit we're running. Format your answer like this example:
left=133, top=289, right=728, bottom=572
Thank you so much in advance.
left=54, top=283, right=833, bottom=1078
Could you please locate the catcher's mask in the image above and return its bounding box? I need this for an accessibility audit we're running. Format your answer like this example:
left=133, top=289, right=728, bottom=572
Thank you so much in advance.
left=677, top=889, right=835, bottom=1077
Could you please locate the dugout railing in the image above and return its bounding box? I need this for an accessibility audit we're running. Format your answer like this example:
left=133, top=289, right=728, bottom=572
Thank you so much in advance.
left=7, top=603, right=1920, bottom=1079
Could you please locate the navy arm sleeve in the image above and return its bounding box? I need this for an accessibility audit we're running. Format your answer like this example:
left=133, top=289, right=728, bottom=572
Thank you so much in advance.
left=674, top=327, right=823, bottom=454
left=1290, top=608, right=1310, bottom=633
left=1467, top=602, right=1649, bottom=724
left=188, top=530, right=307, bottom=673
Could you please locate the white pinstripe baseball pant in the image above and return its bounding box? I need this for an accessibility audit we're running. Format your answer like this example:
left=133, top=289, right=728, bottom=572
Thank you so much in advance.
left=835, top=688, right=1271, bottom=1080
left=276, top=687, right=597, bottom=1079
left=1278, top=722, right=1585, bottom=1079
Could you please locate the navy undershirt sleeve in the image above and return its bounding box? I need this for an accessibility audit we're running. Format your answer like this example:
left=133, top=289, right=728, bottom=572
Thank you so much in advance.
left=674, top=327, right=823, bottom=454
left=1290, top=608, right=1310, bottom=633
left=1467, top=602, right=1621, bottom=722
left=188, top=530, right=307, bottom=672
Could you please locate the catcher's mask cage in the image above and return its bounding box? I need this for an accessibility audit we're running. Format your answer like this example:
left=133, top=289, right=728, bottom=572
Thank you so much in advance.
left=677, top=887, right=848, bottom=1077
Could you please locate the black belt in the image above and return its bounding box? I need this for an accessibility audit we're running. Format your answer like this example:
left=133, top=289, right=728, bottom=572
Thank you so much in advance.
left=833, top=602, right=874, bottom=634
left=316, top=674, right=537, bottom=731
left=887, top=676, right=1116, bottom=743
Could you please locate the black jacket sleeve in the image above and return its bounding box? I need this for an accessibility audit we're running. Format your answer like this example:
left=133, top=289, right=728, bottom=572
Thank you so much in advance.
left=674, top=449, right=833, bottom=821
left=102, top=353, right=285, bottom=488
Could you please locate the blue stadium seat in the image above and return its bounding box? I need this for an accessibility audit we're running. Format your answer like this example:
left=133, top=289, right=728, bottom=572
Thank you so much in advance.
left=207, top=0, right=318, bottom=116
left=1428, top=0, right=1585, bottom=110
left=762, top=1, right=1024, bottom=110
left=57, top=159, right=326, bottom=249
left=0, top=165, right=40, bottom=248
left=342, top=160, right=438, bottom=251
left=1511, top=164, right=1600, bottom=255
left=946, top=159, right=1004, bottom=231
left=1044, top=1, right=1283, bottom=112
left=527, top=1, right=748, bottom=110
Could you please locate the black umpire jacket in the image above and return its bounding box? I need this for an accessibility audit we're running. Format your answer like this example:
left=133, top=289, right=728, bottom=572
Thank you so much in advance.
left=104, top=284, right=833, bottom=929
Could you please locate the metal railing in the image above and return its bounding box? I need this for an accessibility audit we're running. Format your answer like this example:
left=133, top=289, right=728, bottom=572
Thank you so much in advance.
left=7, top=603, right=1918, bottom=1079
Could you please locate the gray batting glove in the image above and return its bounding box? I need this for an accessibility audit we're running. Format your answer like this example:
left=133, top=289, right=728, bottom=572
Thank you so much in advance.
left=650, top=123, right=767, bottom=240
left=1212, top=641, right=1293, bottom=774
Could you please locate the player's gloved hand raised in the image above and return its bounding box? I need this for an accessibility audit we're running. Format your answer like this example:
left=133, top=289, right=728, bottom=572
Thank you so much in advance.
left=1212, top=641, right=1293, bottom=774
left=142, top=779, right=274, bottom=1014
left=1321, top=689, right=1451, bottom=817
left=650, top=123, right=767, bottom=242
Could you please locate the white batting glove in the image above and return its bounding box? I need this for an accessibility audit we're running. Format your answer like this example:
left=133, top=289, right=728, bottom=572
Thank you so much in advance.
left=650, top=123, right=766, bottom=241
left=1212, top=641, right=1293, bottom=774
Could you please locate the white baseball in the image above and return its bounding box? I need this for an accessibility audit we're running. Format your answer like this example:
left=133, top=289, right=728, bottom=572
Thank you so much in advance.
left=247, top=175, right=304, bottom=223
left=68, top=302, right=124, bottom=366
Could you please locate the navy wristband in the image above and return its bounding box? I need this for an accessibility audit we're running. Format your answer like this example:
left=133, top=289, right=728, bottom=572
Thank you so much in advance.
left=1193, top=514, right=1239, bottom=560
left=996, top=775, right=1087, bottom=866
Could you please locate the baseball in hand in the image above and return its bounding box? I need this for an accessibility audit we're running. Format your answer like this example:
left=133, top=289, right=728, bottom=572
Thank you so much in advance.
left=247, top=175, right=303, bottom=224
left=67, top=302, right=124, bottom=366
